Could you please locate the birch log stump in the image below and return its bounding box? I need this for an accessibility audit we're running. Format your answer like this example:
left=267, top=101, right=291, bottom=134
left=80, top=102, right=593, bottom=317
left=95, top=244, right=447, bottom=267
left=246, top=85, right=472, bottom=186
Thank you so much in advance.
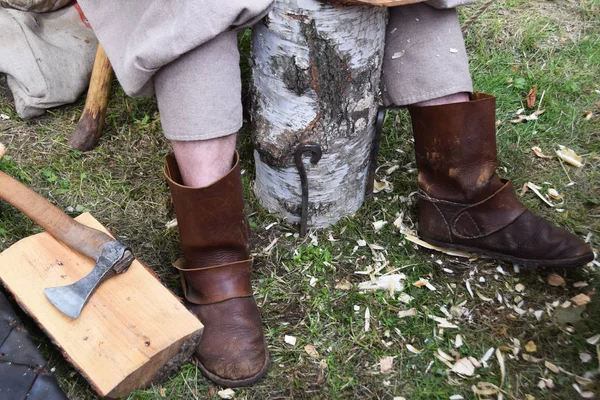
left=251, top=0, right=387, bottom=229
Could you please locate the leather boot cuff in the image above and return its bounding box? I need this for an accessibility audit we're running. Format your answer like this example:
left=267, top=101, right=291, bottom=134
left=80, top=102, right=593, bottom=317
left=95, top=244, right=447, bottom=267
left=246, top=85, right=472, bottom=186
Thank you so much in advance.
left=173, top=258, right=254, bottom=305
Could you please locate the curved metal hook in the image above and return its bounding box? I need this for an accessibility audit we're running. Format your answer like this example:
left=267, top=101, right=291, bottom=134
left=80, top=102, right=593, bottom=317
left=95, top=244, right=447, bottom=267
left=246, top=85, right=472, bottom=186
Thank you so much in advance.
left=294, top=143, right=323, bottom=237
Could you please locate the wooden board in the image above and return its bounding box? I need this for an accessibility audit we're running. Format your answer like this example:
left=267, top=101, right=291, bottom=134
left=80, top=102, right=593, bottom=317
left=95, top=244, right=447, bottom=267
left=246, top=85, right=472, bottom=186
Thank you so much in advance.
left=0, top=213, right=202, bottom=398
left=324, top=0, right=426, bottom=7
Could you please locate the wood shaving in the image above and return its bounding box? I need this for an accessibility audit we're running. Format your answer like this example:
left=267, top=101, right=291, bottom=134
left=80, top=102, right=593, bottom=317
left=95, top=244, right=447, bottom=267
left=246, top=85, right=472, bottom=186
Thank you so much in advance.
left=496, top=348, right=506, bottom=386
left=359, top=274, right=406, bottom=293
left=403, top=233, right=473, bottom=257
left=556, top=145, right=583, bottom=167
left=397, top=308, right=417, bottom=318
left=471, top=382, right=500, bottom=396
left=545, top=360, right=560, bottom=373
left=526, top=182, right=556, bottom=207
left=522, top=354, right=542, bottom=363
left=406, top=344, right=422, bottom=354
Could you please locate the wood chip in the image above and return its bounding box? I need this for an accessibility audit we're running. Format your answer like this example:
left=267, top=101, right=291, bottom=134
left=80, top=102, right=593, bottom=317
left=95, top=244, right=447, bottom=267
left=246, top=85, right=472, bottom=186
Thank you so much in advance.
left=365, top=307, right=370, bottom=332
left=373, top=179, right=393, bottom=193
left=547, top=273, right=565, bottom=286
left=455, top=334, right=463, bottom=348
left=585, top=334, right=600, bottom=345
left=373, top=220, right=387, bottom=231
left=335, top=279, right=352, bottom=290
left=481, top=347, right=495, bottom=363
left=451, top=358, right=475, bottom=377
left=380, top=356, right=394, bottom=373
left=284, top=335, right=297, bottom=346
left=218, top=389, right=236, bottom=399
left=525, top=341, right=537, bottom=353
left=571, top=293, right=591, bottom=306
left=304, top=344, right=321, bottom=359
left=579, top=353, right=592, bottom=363
left=526, top=85, right=537, bottom=108
left=413, top=278, right=428, bottom=288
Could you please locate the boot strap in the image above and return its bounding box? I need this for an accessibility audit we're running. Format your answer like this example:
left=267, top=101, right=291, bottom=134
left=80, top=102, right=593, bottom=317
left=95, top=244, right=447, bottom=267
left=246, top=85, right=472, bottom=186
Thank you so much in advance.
left=173, top=259, right=254, bottom=305
left=420, top=180, right=527, bottom=240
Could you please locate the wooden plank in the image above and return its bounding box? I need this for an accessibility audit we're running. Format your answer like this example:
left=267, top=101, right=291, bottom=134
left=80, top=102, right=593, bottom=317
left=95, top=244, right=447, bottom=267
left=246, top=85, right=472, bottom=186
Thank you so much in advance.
left=0, top=213, right=202, bottom=398
left=323, top=0, right=426, bottom=6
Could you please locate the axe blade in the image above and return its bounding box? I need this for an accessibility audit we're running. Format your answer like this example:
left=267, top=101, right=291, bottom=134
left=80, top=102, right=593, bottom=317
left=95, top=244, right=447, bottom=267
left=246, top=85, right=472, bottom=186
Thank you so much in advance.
left=45, top=241, right=133, bottom=318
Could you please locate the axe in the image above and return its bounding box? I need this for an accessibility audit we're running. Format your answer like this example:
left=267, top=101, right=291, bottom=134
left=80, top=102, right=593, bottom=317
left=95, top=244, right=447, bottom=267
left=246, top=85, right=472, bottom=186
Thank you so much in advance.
left=0, top=144, right=134, bottom=318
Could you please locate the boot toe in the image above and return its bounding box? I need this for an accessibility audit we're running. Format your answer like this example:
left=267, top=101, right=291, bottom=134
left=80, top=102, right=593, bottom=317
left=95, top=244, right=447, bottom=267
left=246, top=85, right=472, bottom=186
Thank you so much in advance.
left=521, top=212, right=594, bottom=265
left=191, top=297, right=269, bottom=386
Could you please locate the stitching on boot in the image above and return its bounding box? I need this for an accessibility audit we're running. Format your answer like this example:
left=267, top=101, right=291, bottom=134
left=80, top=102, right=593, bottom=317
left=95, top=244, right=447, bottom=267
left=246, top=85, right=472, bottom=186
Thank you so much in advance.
left=452, top=211, right=485, bottom=239
left=431, top=202, right=453, bottom=243
left=418, top=190, right=465, bottom=206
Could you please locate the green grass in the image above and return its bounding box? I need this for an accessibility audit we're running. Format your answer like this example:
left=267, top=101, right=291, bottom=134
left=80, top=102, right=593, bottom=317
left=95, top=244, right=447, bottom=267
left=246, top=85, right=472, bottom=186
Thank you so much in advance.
left=1, top=0, right=599, bottom=399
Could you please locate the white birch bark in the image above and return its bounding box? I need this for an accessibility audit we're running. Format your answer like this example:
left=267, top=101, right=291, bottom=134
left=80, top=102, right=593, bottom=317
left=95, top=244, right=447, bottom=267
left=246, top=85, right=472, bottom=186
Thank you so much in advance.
left=251, top=0, right=387, bottom=228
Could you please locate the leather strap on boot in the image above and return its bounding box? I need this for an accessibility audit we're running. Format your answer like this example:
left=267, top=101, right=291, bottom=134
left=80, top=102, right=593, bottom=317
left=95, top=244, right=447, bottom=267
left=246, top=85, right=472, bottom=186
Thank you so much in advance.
left=173, top=258, right=254, bottom=305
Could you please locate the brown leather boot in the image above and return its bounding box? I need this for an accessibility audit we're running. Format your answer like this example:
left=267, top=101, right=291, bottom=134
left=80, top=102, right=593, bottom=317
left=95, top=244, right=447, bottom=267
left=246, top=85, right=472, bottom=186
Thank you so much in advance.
left=164, top=152, right=269, bottom=387
left=407, top=93, right=594, bottom=268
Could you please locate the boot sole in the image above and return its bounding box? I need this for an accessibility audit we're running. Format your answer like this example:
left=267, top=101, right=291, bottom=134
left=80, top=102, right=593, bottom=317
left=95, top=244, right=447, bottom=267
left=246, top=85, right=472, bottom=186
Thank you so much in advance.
left=195, top=338, right=270, bottom=388
left=422, top=237, right=594, bottom=268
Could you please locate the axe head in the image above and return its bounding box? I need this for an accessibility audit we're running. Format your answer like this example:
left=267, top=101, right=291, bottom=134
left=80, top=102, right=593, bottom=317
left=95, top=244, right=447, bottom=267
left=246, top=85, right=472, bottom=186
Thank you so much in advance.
left=45, top=241, right=133, bottom=318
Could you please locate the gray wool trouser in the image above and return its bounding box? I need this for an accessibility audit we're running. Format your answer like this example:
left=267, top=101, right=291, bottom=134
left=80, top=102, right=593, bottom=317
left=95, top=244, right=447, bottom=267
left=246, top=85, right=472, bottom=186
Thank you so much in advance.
left=78, top=1, right=473, bottom=141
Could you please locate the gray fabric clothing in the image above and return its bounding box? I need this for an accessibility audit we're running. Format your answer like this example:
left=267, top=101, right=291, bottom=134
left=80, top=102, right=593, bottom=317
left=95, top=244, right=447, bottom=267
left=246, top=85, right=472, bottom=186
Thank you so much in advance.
left=425, top=0, right=477, bottom=9
left=77, top=0, right=273, bottom=97
left=381, top=3, right=473, bottom=106
left=0, top=0, right=71, bottom=12
left=155, top=31, right=242, bottom=141
left=0, top=5, right=97, bottom=119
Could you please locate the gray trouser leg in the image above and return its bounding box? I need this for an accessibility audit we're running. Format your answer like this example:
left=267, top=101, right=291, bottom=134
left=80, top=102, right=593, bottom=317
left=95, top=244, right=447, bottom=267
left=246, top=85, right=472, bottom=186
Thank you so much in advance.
left=154, top=31, right=242, bottom=141
left=381, top=3, right=473, bottom=106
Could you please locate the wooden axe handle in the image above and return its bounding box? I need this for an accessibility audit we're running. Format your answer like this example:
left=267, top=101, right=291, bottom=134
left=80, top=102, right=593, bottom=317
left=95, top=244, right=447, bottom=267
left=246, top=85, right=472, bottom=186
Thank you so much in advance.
left=68, top=44, right=114, bottom=152
left=0, top=170, right=113, bottom=261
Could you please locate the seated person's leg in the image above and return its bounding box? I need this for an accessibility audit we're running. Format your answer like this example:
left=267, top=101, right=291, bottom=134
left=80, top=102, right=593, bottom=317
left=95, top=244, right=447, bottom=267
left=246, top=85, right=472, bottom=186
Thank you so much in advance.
left=382, top=4, right=593, bottom=267
left=156, top=31, right=269, bottom=387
